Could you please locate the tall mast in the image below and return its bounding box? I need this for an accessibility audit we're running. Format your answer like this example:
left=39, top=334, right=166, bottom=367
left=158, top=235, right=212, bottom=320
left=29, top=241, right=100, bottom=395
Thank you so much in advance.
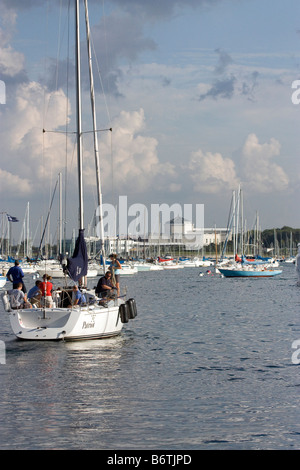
left=84, top=0, right=106, bottom=269
left=75, top=0, right=84, bottom=230
left=58, top=172, right=62, bottom=254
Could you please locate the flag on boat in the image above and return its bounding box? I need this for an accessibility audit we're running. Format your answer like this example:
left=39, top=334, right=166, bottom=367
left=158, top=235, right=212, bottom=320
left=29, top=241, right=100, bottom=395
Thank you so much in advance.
left=66, top=229, right=88, bottom=282
left=6, top=214, right=19, bottom=222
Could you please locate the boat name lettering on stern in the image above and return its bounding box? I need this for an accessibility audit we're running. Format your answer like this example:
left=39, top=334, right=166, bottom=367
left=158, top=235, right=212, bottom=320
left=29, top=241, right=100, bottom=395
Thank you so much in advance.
left=82, top=315, right=95, bottom=330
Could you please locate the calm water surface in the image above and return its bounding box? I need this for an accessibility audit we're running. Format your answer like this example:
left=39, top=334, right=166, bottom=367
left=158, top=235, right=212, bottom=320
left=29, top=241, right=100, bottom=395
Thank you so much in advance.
left=0, top=264, right=300, bottom=450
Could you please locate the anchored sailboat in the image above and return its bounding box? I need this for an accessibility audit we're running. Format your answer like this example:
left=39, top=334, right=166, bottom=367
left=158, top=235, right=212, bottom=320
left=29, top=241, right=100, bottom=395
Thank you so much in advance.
left=218, top=188, right=282, bottom=278
left=2, top=0, right=137, bottom=340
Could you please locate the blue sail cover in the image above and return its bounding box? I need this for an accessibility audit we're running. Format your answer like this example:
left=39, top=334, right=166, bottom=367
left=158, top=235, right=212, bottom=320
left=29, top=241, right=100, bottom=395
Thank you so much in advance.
left=67, top=229, right=88, bottom=282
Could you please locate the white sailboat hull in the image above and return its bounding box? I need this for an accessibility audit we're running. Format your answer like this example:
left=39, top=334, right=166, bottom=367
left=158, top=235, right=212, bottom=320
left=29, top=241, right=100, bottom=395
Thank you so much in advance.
left=9, top=302, right=124, bottom=341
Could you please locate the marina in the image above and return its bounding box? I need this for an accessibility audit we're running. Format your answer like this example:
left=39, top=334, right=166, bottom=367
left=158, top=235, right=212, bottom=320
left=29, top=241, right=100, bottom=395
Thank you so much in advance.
left=0, top=264, right=299, bottom=449
left=1, top=0, right=300, bottom=453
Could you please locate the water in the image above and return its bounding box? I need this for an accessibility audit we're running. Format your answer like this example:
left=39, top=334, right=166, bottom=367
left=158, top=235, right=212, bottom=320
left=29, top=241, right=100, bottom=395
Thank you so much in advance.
left=0, top=265, right=300, bottom=450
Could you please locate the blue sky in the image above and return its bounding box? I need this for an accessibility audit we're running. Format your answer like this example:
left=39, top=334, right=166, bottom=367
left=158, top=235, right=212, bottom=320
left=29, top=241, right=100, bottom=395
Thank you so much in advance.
left=0, top=0, right=300, bottom=245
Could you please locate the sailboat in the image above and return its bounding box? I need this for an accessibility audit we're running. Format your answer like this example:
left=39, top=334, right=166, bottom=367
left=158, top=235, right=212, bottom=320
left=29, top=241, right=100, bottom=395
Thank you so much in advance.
left=2, top=0, right=137, bottom=340
left=218, top=265, right=282, bottom=278
left=218, top=188, right=282, bottom=278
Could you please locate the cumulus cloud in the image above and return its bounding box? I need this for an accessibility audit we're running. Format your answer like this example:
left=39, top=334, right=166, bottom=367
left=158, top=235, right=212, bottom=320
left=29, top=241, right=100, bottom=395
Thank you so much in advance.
left=0, top=81, right=72, bottom=196
left=0, top=4, right=26, bottom=81
left=187, top=149, right=239, bottom=193
left=0, top=75, right=176, bottom=204
left=0, top=168, right=31, bottom=196
left=186, top=133, right=289, bottom=195
left=240, top=133, right=289, bottom=192
left=0, top=44, right=25, bottom=78
left=97, top=108, right=176, bottom=193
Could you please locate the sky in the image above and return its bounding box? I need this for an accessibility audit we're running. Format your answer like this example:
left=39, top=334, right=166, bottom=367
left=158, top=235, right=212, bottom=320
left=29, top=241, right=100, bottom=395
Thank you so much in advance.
left=0, top=0, right=300, bottom=245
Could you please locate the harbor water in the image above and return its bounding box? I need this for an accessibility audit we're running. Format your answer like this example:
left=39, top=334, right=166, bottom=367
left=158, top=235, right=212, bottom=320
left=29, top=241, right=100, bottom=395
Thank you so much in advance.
left=0, top=264, right=300, bottom=450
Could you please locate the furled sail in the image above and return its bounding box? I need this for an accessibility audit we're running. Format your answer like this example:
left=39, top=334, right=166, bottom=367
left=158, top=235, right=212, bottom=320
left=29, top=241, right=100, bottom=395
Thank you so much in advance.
left=66, top=229, right=88, bottom=282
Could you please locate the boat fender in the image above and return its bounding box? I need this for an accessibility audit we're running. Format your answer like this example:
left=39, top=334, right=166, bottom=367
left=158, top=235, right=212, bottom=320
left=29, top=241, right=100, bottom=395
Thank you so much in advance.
left=126, top=298, right=137, bottom=319
left=119, top=303, right=129, bottom=323
left=2, top=291, right=11, bottom=312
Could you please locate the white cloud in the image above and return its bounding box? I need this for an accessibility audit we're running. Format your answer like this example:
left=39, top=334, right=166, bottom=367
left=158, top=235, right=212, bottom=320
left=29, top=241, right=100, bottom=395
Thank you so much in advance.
left=0, top=44, right=25, bottom=77
left=0, top=5, right=25, bottom=77
left=98, top=108, right=177, bottom=193
left=0, top=168, right=31, bottom=195
left=187, top=148, right=239, bottom=193
left=0, top=79, right=178, bottom=207
left=0, top=1, right=298, bottom=231
left=241, top=133, right=289, bottom=193
left=186, top=133, right=289, bottom=196
left=0, top=81, right=72, bottom=193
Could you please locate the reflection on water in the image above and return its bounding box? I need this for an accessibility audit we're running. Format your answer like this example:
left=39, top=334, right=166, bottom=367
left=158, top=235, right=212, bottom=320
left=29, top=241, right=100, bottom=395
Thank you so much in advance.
left=0, top=265, right=300, bottom=449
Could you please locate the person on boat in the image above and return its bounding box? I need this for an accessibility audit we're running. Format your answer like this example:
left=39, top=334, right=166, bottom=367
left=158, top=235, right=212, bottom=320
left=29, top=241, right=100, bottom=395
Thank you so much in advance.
left=6, top=260, right=27, bottom=293
left=95, top=271, right=116, bottom=299
left=68, top=285, right=86, bottom=307
left=109, top=254, right=122, bottom=295
left=40, top=274, right=53, bottom=307
left=9, top=282, right=32, bottom=310
left=27, top=280, right=42, bottom=307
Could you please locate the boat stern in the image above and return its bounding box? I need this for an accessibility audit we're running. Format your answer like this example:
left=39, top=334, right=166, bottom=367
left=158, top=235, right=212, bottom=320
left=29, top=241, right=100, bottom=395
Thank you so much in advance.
left=9, top=308, right=75, bottom=340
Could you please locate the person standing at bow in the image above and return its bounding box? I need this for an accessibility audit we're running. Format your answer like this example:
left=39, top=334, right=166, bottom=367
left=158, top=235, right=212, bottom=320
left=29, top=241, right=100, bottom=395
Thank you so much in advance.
left=109, top=254, right=122, bottom=296
left=40, top=274, right=53, bottom=307
left=6, top=260, right=27, bottom=293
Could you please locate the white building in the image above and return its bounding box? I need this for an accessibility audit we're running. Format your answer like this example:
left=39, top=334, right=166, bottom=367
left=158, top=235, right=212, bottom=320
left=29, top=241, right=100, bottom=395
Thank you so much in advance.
left=88, top=218, right=231, bottom=257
